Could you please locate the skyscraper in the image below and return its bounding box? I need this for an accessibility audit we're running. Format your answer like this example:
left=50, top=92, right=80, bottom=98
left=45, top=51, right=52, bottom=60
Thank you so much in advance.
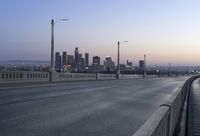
left=67, top=55, right=74, bottom=67
left=104, top=56, right=115, bottom=72
left=126, top=60, right=133, bottom=71
left=78, top=53, right=85, bottom=71
left=62, top=52, right=67, bottom=66
left=55, top=52, right=61, bottom=71
left=127, top=60, right=132, bottom=66
left=74, top=47, right=79, bottom=70
left=139, top=60, right=145, bottom=71
left=85, top=53, right=89, bottom=67
left=92, top=56, right=100, bottom=66
left=91, top=56, right=101, bottom=72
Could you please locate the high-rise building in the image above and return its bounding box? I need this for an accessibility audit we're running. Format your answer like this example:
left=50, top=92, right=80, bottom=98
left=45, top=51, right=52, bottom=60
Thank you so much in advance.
left=139, top=60, right=145, bottom=71
left=62, top=52, right=67, bottom=66
left=104, top=56, right=115, bottom=72
left=92, top=56, right=100, bottom=66
left=127, top=60, right=132, bottom=66
left=79, top=57, right=85, bottom=71
left=126, top=60, right=133, bottom=71
left=78, top=53, right=82, bottom=61
left=55, top=52, right=61, bottom=71
left=120, top=64, right=126, bottom=71
left=90, top=56, right=101, bottom=72
left=74, top=47, right=79, bottom=69
left=67, top=55, right=74, bottom=67
left=85, top=53, right=89, bottom=67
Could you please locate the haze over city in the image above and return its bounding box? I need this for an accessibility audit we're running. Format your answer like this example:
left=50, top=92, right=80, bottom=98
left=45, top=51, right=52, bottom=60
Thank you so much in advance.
left=1, top=0, right=200, bottom=65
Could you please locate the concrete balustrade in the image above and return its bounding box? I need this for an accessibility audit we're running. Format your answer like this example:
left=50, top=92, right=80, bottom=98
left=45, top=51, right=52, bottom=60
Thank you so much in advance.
left=97, top=73, right=116, bottom=80
left=0, top=71, right=160, bottom=83
left=119, top=74, right=143, bottom=79
left=0, top=71, right=49, bottom=83
left=52, top=72, right=96, bottom=81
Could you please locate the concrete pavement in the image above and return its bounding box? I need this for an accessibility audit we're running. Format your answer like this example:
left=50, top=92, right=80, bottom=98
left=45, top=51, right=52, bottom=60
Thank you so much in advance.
left=0, top=77, right=188, bottom=136
left=188, top=79, right=200, bottom=136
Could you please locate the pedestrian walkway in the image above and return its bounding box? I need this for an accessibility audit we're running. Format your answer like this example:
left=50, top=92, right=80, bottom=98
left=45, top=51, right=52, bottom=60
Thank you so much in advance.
left=188, top=79, right=200, bottom=136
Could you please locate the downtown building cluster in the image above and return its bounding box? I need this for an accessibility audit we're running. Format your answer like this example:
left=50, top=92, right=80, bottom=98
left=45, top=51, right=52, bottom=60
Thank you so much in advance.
left=55, top=47, right=135, bottom=73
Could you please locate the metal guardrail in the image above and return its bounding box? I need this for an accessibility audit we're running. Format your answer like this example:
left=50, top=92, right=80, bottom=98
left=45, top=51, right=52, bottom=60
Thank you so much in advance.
left=132, top=75, right=200, bottom=136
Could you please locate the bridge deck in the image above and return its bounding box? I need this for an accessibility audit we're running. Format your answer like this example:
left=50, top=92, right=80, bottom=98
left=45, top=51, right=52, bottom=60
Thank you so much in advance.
left=0, top=78, right=187, bottom=136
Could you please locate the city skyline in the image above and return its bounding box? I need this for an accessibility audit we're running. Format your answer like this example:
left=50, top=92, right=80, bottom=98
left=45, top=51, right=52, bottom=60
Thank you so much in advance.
left=1, top=0, right=200, bottom=65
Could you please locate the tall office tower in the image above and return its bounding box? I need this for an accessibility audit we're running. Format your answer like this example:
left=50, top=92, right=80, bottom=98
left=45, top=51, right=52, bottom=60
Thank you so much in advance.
left=78, top=53, right=85, bottom=71
left=85, top=53, right=89, bottom=67
left=62, top=52, right=67, bottom=66
left=74, top=47, right=79, bottom=69
left=91, top=56, right=101, bottom=72
left=104, top=56, right=115, bottom=71
left=92, top=56, right=100, bottom=66
left=55, top=52, right=61, bottom=71
left=67, top=55, right=74, bottom=67
left=78, top=53, right=82, bottom=60
left=139, top=60, right=145, bottom=71
left=127, top=60, right=132, bottom=66
left=126, top=60, right=133, bottom=71
left=79, top=57, right=85, bottom=71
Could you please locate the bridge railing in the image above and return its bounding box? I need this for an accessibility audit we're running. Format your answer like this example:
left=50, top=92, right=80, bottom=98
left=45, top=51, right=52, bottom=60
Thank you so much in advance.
left=97, top=73, right=116, bottom=80
left=0, top=71, right=49, bottom=83
left=119, top=74, right=143, bottom=79
left=0, top=71, right=160, bottom=83
left=52, top=72, right=96, bottom=81
left=132, top=75, right=199, bottom=136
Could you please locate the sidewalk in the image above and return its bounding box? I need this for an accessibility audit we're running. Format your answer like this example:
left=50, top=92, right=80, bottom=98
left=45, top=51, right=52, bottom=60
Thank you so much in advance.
left=188, top=79, right=200, bottom=136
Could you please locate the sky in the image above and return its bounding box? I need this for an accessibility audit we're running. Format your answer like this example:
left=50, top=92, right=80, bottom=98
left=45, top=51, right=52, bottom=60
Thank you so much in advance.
left=1, top=0, right=200, bottom=66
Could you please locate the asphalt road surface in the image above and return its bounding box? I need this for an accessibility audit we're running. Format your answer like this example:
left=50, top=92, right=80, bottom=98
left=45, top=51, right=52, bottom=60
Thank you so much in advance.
left=0, top=77, right=188, bottom=136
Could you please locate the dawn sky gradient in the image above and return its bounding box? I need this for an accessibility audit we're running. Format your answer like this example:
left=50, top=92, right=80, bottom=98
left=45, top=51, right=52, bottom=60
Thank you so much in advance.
left=1, top=0, right=200, bottom=66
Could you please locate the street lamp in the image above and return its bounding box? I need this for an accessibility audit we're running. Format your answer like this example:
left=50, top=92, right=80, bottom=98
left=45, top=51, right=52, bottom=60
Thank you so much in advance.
left=50, top=18, right=69, bottom=82
left=117, top=41, right=128, bottom=79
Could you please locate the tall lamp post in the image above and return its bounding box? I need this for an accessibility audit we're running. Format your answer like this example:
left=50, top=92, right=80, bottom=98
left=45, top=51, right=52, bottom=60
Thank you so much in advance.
left=117, top=41, right=128, bottom=79
left=50, top=19, right=68, bottom=82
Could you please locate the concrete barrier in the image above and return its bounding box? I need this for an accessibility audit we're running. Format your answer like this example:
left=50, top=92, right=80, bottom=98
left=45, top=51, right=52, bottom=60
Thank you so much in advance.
left=133, top=106, right=170, bottom=136
left=0, top=71, right=160, bottom=84
left=119, top=74, right=143, bottom=79
left=0, top=71, right=49, bottom=83
left=52, top=72, right=96, bottom=81
left=132, top=75, right=200, bottom=136
left=97, top=73, right=116, bottom=80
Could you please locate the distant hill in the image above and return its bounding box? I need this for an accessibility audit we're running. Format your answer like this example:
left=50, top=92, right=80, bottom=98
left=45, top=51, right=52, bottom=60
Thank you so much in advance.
left=0, top=60, right=50, bottom=65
